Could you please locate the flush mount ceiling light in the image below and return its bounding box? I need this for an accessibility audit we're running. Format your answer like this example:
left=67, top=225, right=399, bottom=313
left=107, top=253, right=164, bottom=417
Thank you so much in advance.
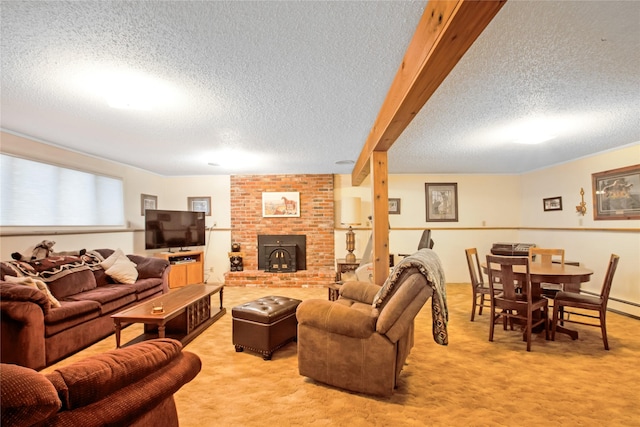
left=475, top=114, right=597, bottom=147
left=207, top=148, right=265, bottom=170
left=335, top=160, right=355, bottom=165
left=72, top=64, right=183, bottom=110
left=502, top=116, right=562, bottom=145
left=513, top=133, right=557, bottom=145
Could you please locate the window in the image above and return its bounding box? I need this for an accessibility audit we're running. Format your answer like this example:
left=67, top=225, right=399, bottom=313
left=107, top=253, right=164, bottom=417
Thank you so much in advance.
left=0, top=154, right=125, bottom=226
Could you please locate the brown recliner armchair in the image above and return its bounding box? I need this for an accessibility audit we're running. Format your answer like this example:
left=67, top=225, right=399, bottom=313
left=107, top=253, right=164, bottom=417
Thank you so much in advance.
left=0, top=338, right=201, bottom=427
left=296, top=249, right=448, bottom=396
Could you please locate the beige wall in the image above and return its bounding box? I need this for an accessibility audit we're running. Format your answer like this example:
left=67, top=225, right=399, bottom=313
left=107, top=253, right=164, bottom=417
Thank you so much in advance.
left=333, top=144, right=640, bottom=317
left=0, top=131, right=231, bottom=283
left=518, top=144, right=640, bottom=316
left=1, top=131, right=638, bottom=315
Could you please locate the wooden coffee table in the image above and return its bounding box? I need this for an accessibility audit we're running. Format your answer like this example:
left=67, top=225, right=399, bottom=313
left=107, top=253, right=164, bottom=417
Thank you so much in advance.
left=112, top=283, right=225, bottom=348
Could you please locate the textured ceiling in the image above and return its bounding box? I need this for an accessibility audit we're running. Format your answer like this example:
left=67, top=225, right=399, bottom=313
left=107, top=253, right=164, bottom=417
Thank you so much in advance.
left=1, top=1, right=639, bottom=177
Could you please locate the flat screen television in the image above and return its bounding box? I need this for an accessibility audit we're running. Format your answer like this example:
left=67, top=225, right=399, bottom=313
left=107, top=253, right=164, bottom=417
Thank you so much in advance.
left=145, top=209, right=206, bottom=251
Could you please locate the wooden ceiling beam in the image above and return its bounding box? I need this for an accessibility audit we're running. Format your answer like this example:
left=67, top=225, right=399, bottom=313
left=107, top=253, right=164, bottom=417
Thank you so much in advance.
left=351, top=0, right=506, bottom=186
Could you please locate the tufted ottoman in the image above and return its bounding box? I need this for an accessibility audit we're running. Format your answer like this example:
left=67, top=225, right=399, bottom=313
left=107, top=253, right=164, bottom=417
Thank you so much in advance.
left=232, top=296, right=302, bottom=360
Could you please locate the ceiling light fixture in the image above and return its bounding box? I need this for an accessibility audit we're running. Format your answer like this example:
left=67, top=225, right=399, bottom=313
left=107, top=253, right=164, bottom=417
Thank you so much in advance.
left=207, top=148, right=265, bottom=170
left=335, top=160, right=355, bottom=165
left=73, top=64, right=182, bottom=110
left=482, top=115, right=578, bottom=146
left=513, top=134, right=557, bottom=145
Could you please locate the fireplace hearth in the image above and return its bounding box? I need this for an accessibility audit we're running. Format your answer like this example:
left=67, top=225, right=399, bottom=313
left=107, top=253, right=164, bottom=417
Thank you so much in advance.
left=258, top=235, right=306, bottom=272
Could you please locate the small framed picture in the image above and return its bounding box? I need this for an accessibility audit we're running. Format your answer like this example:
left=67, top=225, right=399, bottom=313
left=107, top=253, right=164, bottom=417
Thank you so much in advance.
left=141, top=194, right=157, bottom=216
left=388, top=198, right=401, bottom=215
left=188, top=196, right=212, bottom=216
left=543, top=196, right=563, bottom=211
left=425, top=183, right=458, bottom=222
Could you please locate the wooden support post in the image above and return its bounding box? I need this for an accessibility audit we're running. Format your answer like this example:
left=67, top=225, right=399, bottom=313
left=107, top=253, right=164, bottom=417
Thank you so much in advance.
left=370, top=151, right=389, bottom=286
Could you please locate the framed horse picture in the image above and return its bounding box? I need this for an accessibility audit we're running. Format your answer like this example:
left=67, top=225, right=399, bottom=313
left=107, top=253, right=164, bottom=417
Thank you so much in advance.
left=262, top=192, right=300, bottom=217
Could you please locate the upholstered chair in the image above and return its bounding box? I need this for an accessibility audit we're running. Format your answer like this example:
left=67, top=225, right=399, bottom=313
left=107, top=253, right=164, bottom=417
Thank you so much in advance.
left=0, top=338, right=201, bottom=427
left=296, top=249, right=448, bottom=396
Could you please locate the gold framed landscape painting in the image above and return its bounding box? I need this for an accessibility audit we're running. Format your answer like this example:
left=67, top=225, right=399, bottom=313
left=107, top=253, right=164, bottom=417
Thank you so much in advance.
left=592, top=164, right=640, bottom=220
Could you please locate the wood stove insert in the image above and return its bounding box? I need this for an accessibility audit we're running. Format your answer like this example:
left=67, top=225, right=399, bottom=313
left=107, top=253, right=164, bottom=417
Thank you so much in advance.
left=258, top=234, right=306, bottom=272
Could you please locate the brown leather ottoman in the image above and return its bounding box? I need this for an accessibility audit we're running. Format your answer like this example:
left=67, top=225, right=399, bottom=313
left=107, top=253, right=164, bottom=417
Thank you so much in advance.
left=232, top=296, right=302, bottom=360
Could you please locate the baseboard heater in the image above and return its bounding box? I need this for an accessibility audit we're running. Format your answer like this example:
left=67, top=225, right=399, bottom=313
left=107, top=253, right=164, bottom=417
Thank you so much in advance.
left=580, top=290, right=640, bottom=321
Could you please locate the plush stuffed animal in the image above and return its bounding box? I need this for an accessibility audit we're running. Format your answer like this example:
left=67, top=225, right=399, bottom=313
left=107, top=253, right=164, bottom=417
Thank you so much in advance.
left=11, top=240, right=86, bottom=262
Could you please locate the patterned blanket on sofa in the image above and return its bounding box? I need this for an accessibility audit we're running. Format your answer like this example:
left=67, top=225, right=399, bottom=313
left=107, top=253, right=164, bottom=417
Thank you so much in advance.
left=373, top=248, right=448, bottom=345
left=0, top=251, right=103, bottom=282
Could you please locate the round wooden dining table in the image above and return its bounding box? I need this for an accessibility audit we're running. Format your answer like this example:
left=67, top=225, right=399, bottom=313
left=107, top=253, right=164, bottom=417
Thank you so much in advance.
left=481, top=261, right=594, bottom=339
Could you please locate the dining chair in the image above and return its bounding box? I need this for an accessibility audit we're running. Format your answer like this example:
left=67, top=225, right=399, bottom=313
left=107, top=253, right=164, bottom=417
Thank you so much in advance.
left=465, top=248, right=499, bottom=321
left=417, top=229, right=435, bottom=250
left=528, top=247, right=565, bottom=267
left=528, top=247, right=565, bottom=290
left=486, top=254, right=549, bottom=351
left=551, top=254, right=620, bottom=350
left=529, top=247, right=566, bottom=317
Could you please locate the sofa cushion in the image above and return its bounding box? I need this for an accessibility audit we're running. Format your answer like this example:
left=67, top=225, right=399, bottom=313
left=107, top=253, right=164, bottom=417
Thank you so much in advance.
left=47, top=269, right=97, bottom=300
left=66, top=285, right=136, bottom=315
left=127, top=255, right=169, bottom=279
left=126, top=277, right=164, bottom=300
left=92, top=248, right=115, bottom=259
left=0, top=363, right=62, bottom=426
left=44, top=300, right=101, bottom=337
left=44, top=338, right=183, bottom=410
left=93, top=268, right=116, bottom=286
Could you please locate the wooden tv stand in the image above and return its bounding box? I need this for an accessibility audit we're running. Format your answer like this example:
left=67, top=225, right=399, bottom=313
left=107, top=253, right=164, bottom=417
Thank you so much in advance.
left=155, top=250, right=204, bottom=288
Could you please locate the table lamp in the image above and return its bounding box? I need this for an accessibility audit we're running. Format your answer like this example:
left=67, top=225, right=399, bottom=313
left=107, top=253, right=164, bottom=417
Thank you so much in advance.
left=341, top=197, right=361, bottom=263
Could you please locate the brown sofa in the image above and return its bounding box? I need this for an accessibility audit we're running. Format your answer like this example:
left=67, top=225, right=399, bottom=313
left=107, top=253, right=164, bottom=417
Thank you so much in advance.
left=296, top=248, right=448, bottom=396
left=0, top=249, right=170, bottom=370
left=0, top=338, right=201, bottom=427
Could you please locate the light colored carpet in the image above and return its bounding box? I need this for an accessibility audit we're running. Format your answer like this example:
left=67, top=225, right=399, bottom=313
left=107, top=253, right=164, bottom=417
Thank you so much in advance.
left=44, top=284, right=640, bottom=426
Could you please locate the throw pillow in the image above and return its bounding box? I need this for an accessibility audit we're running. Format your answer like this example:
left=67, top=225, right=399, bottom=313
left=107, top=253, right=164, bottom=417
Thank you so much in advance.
left=101, top=250, right=138, bottom=284
left=99, top=248, right=126, bottom=271
left=4, top=275, right=62, bottom=308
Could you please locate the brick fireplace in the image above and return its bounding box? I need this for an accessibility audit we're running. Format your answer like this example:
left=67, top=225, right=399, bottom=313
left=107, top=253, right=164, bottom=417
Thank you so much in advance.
left=223, top=175, right=335, bottom=287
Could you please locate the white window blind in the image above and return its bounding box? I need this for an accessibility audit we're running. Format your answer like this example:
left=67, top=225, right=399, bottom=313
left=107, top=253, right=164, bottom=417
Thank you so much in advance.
left=0, top=154, right=125, bottom=226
